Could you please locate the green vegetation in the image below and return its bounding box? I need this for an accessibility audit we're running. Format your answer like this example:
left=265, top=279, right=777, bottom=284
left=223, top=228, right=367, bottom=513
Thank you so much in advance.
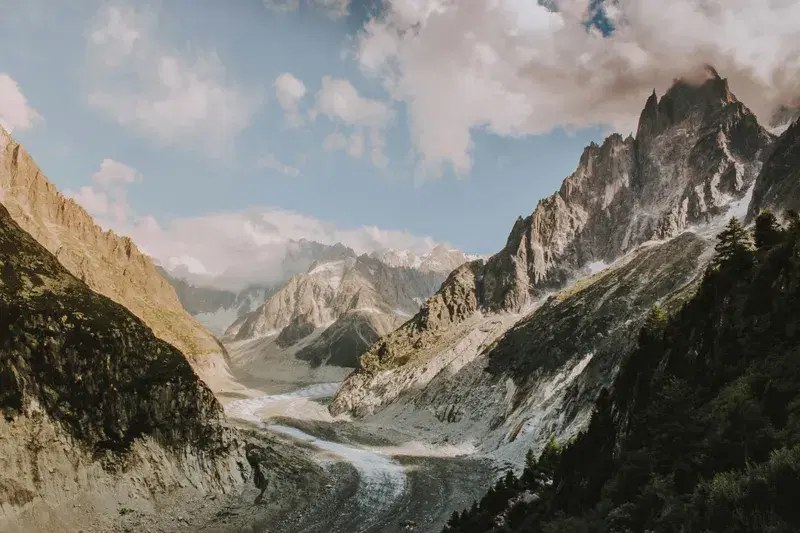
left=444, top=213, right=800, bottom=533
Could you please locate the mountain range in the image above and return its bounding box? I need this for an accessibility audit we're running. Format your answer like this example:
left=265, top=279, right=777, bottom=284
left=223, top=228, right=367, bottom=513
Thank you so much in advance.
left=3, top=65, right=800, bottom=533
left=330, top=70, right=788, bottom=464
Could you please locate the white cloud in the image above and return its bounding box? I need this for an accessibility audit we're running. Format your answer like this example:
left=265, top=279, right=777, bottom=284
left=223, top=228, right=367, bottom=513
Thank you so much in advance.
left=275, top=72, right=307, bottom=127
left=263, top=0, right=350, bottom=19
left=124, top=207, right=442, bottom=289
left=65, top=158, right=139, bottom=228
left=257, top=152, right=302, bottom=176
left=263, top=0, right=301, bottom=14
left=0, top=74, right=42, bottom=133
left=92, top=158, right=140, bottom=185
left=357, top=0, right=800, bottom=178
left=323, top=130, right=349, bottom=151
left=313, top=76, right=394, bottom=167
left=86, top=5, right=260, bottom=154
left=312, top=0, right=351, bottom=20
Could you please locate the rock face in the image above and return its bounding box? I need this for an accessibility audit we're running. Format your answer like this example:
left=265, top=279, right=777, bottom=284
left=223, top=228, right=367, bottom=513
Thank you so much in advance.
left=478, top=70, right=770, bottom=314
left=0, top=127, right=224, bottom=379
left=0, top=202, right=248, bottom=531
left=747, top=116, right=800, bottom=220
left=227, top=244, right=448, bottom=368
left=330, top=71, right=777, bottom=459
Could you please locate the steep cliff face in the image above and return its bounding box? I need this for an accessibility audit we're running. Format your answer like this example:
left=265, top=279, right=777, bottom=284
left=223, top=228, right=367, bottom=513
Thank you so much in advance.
left=0, top=128, right=223, bottom=378
left=747, top=116, right=800, bottom=220
left=0, top=202, right=248, bottom=532
left=331, top=72, right=776, bottom=449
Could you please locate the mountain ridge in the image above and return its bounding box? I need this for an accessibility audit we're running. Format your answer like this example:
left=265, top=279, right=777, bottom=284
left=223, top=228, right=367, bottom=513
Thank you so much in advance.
left=0, top=127, right=230, bottom=386
left=329, top=71, right=778, bottom=464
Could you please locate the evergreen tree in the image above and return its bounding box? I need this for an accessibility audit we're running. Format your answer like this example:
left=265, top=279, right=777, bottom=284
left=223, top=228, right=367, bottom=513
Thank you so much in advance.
left=710, top=217, right=753, bottom=271
left=785, top=209, right=800, bottom=234
left=753, top=210, right=783, bottom=249
left=638, top=304, right=667, bottom=346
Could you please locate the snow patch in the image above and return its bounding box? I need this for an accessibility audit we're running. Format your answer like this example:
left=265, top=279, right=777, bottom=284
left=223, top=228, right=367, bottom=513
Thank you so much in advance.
left=587, top=260, right=608, bottom=275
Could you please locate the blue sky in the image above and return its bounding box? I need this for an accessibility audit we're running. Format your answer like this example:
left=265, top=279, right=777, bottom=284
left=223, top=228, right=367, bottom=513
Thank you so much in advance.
left=1, top=0, right=796, bottom=285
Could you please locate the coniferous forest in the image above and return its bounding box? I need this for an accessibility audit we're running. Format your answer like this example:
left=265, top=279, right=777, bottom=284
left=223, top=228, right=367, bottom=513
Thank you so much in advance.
left=444, top=211, right=800, bottom=533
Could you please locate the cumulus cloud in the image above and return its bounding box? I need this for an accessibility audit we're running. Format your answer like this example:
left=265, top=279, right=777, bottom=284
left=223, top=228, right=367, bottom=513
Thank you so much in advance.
left=257, top=152, right=302, bottom=176
left=123, top=207, right=441, bottom=289
left=263, top=0, right=301, bottom=14
left=0, top=74, right=42, bottom=133
left=275, top=72, right=307, bottom=127
left=357, top=0, right=800, bottom=178
left=264, top=0, right=351, bottom=19
left=85, top=4, right=260, bottom=154
left=313, top=76, right=394, bottom=167
left=66, top=159, right=442, bottom=289
left=65, top=158, right=140, bottom=227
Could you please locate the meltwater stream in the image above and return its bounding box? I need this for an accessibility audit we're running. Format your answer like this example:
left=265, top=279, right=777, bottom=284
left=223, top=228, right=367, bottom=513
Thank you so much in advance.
left=225, top=383, right=407, bottom=533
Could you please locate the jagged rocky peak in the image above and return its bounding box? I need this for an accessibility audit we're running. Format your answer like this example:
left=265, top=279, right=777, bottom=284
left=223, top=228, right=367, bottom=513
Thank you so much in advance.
left=636, top=67, right=737, bottom=139
left=482, top=68, right=772, bottom=313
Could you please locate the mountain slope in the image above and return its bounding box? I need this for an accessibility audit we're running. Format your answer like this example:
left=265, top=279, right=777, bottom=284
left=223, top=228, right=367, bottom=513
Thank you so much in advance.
left=748, top=116, right=800, bottom=220
left=157, top=266, right=277, bottom=335
left=443, top=215, right=800, bottom=533
left=227, top=244, right=447, bottom=373
left=330, top=72, right=781, bottom=471
left=0, top=127, right=226, bottom=384
left=0, top=201, right=246, bottom=531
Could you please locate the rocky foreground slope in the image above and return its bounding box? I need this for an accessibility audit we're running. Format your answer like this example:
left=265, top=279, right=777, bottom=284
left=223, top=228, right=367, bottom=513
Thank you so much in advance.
left=331, top=70, right=781, bottom=460
left=0, top=201, right=241, bottom=531
left=0, top=127, right=230, bottom=387
left=444, top=214, right=800, bottom=533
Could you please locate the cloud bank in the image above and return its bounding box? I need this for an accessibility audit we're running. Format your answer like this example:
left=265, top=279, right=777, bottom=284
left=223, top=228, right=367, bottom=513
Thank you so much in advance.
left=356, top=0, right=800, bottom=178
left=66, top=159, right=442, bottom=290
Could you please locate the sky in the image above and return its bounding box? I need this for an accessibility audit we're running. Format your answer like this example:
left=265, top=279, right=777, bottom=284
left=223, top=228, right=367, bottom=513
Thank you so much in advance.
left=1, top=0, right=799, bottom=288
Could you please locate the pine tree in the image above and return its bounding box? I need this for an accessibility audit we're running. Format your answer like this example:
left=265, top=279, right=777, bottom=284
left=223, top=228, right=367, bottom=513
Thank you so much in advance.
left=711, top=217, right=753, bottom=271
left=504, top=469, right=517, bottom=491
left=753, top=210, right=783, bottom=249
left=785, top=209, right=800, bottom=234
left=638, top=304, right=667, bottom=346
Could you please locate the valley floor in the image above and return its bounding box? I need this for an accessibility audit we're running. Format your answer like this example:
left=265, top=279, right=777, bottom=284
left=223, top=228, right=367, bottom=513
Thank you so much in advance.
left=213, top=378, right=500, bottom=533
